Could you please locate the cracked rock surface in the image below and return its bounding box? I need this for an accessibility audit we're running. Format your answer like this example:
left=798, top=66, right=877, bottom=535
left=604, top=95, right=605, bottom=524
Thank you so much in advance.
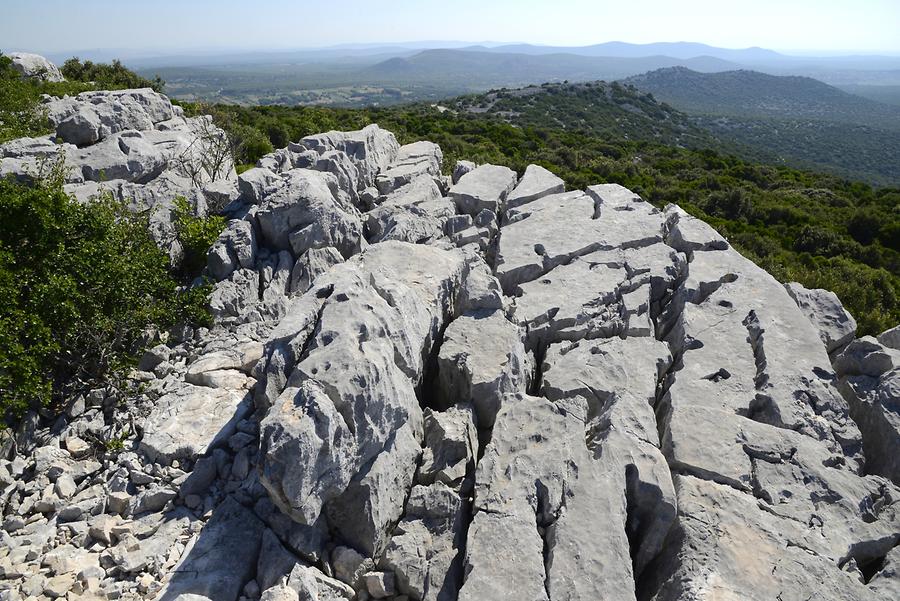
left=2, top=63, right=898, bottom=601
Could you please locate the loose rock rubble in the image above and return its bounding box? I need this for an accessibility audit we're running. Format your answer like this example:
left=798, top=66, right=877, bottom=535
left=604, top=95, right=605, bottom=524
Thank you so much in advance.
left=1, top=56, right=898, bottom=601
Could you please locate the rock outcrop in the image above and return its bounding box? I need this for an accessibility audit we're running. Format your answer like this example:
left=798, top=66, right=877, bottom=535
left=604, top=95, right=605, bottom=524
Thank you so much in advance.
left=0, top=83, right=237, bottom=263
left=1, top=55, right=898, bottom=601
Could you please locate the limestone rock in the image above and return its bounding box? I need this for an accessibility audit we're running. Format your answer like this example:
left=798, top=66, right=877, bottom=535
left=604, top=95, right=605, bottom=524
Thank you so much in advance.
left=786, top=281, right=857, bottom=353
left=506, top=164, right=565, bottom=209
left=9, top=52, right=64, bottom=82
left=255, top=168, right=363, bottom=257
left=46, top=88, right=175, bottom=146
left=448, top=164, right=517, bottom=216
left=156, top=497, right=265, bottom=601
left=140, top=385, right=252, bottom=464
left=435, top=310, right=528, bottom=430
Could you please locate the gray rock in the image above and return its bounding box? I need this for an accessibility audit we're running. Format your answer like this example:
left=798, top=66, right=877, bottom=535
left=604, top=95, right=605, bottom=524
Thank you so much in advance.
left=257, top=528, right=300, bottom=593
left=140, top=384, right=252, bottom=464
left=448, top=164, right=517, bottom=216
left=255, top=168, right=363, bottom=257
left=436, top=310, right=528, bottom=430
left=838, top=368, right=900, bottom=484
left=364, top=571, right=395, bottom=598
left=331, top=545, right=373, bottom=591
left=451, top=160, right=475, bottom=184
left=208, top=219, right=258, bottom=281
left=879, top=325, right=900, bottom=351
left=663, top=203, right=729, bottom=252
left=281, top=564, right=355, bottom=600
left=419, top=407, right=478, bottom=488
left=238, top=167, right=280, bottom=204
left=289, top=247, right=344, bottom=295
left=259, top=242, right=468, bottom=556
left=834, top=336, right=899, bottom=379
left=786, top=281, right=857, bottom=353
left=298, top=124, right=400, bottom=189
left=156, top=497, right=265, bottom=601
left=375, top=141, right=443, bottom=195
left=505, top=164, right=565, bottom=209
left=46, top=88, right=175, bottom=145
left=9, top=52, right=64, bottom=82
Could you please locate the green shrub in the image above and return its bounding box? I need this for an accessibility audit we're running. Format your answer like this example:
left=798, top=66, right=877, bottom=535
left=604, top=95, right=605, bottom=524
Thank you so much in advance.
left=0, top=178, right=211, bottom=425
left=61, top=58, right=164, bottom=93
left=172, top=196, right=226, bottom=279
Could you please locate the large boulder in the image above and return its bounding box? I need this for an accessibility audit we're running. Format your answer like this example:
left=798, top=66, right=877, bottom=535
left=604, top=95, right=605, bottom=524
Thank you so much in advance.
left=9, top=52, right=64, bottom=82
left=254, top=168, right=363, bottom=257
left=258, top=242, right=470, bottom=556
left=46, top=88, right=176, bottom=146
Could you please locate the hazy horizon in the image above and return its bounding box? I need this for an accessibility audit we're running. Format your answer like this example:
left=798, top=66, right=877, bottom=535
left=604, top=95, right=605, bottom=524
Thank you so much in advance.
left=4, top=0, right=900, bottom=56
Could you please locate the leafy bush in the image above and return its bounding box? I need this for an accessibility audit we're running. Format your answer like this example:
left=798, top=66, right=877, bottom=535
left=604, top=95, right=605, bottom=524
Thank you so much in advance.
left=61, top=58, right=164, bottom=93
left=0, top=177, right=211, bottom=425
left=173, top=196, right=226, bottom=278
left=0, top=54, right=54, bottom=142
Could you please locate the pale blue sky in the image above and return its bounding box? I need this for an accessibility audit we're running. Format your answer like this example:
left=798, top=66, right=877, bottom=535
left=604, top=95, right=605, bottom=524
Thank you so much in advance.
left=3, top=0, right=900, bottom=54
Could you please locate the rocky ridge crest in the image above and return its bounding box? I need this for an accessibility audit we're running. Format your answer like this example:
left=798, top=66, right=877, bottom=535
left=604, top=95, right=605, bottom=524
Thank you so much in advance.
left=1, top=57, right=899, bottom=601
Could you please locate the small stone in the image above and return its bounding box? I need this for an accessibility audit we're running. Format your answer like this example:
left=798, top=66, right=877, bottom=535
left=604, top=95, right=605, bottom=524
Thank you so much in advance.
left=332, top=545, right=373, bottom=589
left=65, top=436, right=91, bottom=458
left=137, top=571, right=155, bottom=593
left=88, top=514, right=118, bottom=544
left=2, top=515, right=25, bottom=532
left=44, top=573, right=75, bottom=598
left=107, top=491, right=131, bottom=516
left=231, top=449, right=250, bottom=481
left=130, top=469, right=154, bottom=485
left=54, top=473, right=77, bottom=499
left=132, top=485, right=176, bottom=514
left=228, top=432, right=255, bottom=451
left=364, top=571, right=395, bottom=599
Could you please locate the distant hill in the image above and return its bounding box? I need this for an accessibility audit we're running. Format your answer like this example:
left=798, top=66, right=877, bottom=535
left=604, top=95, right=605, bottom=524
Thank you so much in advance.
left=451, top=80, right=716, bottom=149
left=623, top=67, right=900, bottom=130
left=470, top=41, right=784, bottom=63
left=621, top=67, right=900, bottom=184
left=363, top=49, right=739, bottom=87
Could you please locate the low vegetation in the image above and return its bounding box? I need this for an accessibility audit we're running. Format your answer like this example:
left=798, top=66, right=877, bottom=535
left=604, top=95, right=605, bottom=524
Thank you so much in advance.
left=60, top=58, right=164, bottom=93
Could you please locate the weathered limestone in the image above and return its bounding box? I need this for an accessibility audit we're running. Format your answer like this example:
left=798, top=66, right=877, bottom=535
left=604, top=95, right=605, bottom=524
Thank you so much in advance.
left=435, top=310, right=529, bottom=430
left=375, top=141, right=443, bottom=195
left=448, top=164, right=517, bottom=216
left=834, top=337, right=900, bottom=484
left=140, top=386, right=252, bottom=464
left=9, top=52, right=65, bottom=81
left=506, top=164, right=565, bottom=209
left=254, top=168, right=363, bottom=256
left=4, top=101, right=899, bottom=601
left=156, top=497, right=265, bottom=601
left=258, top=242, right=470, bottom=556
left=298, top=124, right=400, bottom=191
left=787, top=281, right=858, bottom=353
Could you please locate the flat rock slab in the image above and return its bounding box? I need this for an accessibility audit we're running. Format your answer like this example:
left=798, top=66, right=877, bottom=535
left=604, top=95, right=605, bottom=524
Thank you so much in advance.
left=506, top=164, right=565, bottom=209
left=449, top=164, right=517, bottom=216
left=140, top=384, right=252, bottom=464
left=156, top=497, right=265, bottom=601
